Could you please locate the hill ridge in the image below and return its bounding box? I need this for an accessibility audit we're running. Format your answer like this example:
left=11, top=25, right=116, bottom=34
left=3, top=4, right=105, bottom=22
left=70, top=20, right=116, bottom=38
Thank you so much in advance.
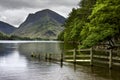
left=13, top=9, right=65, bottom=39
left=0, top=21, right=16, bottom=34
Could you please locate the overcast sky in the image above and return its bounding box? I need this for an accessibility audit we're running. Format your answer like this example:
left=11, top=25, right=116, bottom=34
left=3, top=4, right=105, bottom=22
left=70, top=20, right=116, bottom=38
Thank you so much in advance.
left=0, top=0, right=80, bottom=27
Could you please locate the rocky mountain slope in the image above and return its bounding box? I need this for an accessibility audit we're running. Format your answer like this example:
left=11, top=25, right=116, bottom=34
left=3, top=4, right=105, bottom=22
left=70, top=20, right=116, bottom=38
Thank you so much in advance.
left=13, top=9, right=66, bottom=39
left=0, top=21, right=16, bottom=34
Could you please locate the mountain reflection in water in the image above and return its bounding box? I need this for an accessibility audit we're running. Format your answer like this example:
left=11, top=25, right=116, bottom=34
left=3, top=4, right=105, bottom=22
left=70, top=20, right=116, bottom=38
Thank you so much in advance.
left=0, top=41, right=120, bottom=80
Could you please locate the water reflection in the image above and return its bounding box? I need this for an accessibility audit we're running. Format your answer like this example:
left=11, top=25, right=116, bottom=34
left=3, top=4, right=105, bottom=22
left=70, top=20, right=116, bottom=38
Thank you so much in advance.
left=0, top=43, right=18, bottom=57
left=0, top=50, right=27, bottom=67
left=0, top=41, right=120, bottom=80
left=18, top=42, right=63, bottom=55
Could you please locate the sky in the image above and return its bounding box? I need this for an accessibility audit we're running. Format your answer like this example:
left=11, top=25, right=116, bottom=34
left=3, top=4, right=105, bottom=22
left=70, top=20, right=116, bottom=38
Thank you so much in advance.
left=0, top=0, right=80, bottom=27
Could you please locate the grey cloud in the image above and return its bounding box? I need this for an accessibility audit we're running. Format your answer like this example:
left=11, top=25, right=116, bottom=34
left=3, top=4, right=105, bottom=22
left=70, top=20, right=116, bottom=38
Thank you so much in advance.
left=0, top=0, right=80, bottom=9
left=49, top=0, right=79, bottom=6
left=0, top=0, right=80, bottom=27
left=0, top=0, right=31, bottom=9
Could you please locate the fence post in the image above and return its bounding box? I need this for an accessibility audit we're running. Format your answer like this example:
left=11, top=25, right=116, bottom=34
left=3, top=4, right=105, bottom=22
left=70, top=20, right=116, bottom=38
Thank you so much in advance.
left=38, top=53, right=40, bottom=60
left=61, top=50, right=64, bottom=62
left=90, top=48, right=93, bottom=66
left=45, top=53, right=47, bottom=61
left=73, top=48, right=76, bottom=63
left=60, top=50, right=64, bottom=67
left=49, top=53, right=52, bottom=61
left=109, top=49, right=112, bottom=69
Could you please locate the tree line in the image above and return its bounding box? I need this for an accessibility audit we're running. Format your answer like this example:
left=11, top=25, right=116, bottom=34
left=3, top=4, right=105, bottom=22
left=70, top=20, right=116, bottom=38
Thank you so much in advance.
left=58, top=0, right=120, bottom=48
left=0, top=32, right=42, bottom=40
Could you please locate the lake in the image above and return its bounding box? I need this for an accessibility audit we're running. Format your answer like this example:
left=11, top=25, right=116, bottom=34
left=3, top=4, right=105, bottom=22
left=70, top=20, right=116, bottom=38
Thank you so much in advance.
left=0, top=41, right=120, bottom=80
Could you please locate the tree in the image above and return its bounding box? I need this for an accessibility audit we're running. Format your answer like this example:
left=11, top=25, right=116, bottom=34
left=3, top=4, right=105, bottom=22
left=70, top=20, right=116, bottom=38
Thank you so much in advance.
left=63, top=0, right=96, bottom=43
left=81, top=0, right=120, bottom=48
left=0, top=32, right=9, bottom=40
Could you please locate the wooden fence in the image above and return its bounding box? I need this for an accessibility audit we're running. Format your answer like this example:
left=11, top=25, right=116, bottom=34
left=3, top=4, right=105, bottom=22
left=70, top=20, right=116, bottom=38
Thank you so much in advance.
left=64, top=48, right=120, bottom=69
left=32, top=48, right=120, bottom=69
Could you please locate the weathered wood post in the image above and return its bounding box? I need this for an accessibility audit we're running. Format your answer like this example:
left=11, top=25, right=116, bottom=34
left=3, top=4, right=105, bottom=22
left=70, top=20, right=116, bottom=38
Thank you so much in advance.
left=60, top=50, right=64, bottom=67
left=38, top=53, right=40, bottom=60
left=73, top=48, right=76, bottom=63
left=90, top=48, right=93, bottom=66
left=109, top=49, right=112, bottom=69
left=49, top=53, right=52, bottom=61
left=45, top=53, right=48, bottom=61
left=61, top=50, right=64, bottom=62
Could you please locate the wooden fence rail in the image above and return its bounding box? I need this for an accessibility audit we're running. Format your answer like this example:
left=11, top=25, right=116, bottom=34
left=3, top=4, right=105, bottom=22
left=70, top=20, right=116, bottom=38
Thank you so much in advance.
left=34, top=48, right=120, bottom=69
left=64, top=48, right=92, bottom=65
left=64, top=48, right=120, bottom=69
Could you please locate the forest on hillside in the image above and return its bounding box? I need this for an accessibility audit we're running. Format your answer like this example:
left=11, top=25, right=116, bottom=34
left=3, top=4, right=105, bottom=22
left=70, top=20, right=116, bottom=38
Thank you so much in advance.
left=58, top=0, right=120, bottom=48
left=0, top=32, right=42, bottom=40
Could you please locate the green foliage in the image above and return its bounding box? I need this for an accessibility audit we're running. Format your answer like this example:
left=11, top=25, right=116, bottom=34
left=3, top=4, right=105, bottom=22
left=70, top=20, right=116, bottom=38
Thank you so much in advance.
left=63, top=0, right=96, bottom=43
left=81, top=0, right=120, bottom=48
left=60, top=0, right=120, bottom=48
left=9, top=35, right=33, bottom=40
left=0, top=32, right=42, bottom=40
left=64, top=8, right=80, bottom=41
left=0, top=32, right=9, bottom=40
left=58, top=31, right=64, bottom=41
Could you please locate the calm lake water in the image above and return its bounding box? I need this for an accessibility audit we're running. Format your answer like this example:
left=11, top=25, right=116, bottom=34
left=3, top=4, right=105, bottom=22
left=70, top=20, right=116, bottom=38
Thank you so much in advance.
left=0, top=41, right=120, bottom=80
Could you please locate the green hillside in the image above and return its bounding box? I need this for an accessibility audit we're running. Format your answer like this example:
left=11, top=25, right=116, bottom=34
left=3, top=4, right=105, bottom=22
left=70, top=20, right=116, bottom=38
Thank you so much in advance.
left=13, top=9, right=65, bottom=40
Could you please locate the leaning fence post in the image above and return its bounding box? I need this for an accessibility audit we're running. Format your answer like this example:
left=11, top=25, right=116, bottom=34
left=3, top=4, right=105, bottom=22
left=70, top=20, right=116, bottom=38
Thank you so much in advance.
left=90, top=48, right=93, bottom=66
left=73, top=48, right=76, bottom=63
left=109, top=49, right=112, bottom=69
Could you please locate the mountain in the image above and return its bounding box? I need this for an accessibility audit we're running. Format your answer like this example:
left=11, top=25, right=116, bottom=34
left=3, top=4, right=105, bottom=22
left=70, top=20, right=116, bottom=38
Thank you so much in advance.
left=0, top=21, right=16, bottom=34
left=13, top=9, right=66, bottom=39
